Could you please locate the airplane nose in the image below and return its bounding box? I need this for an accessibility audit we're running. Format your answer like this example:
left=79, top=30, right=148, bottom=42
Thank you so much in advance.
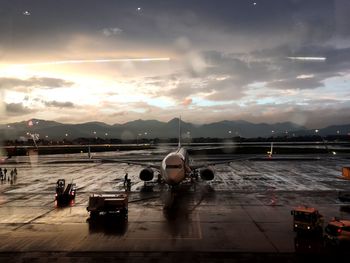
left=162, top=153, right=185, bottom=185
left=166, top=170, right=183, bottom=185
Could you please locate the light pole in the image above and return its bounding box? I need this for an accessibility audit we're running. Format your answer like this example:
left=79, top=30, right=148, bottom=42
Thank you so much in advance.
left=137, top=133, right=142, bottom=145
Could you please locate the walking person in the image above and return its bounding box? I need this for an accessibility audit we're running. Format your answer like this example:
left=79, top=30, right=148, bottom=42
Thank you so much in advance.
left=124, top=173, right=128, bottom=186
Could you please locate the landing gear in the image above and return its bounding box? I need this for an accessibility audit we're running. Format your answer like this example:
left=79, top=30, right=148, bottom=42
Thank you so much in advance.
left=191, top=170, right=199, bottom=181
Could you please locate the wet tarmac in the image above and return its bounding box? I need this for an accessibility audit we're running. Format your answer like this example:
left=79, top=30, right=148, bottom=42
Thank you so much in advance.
left=0, top=151, right=350, bottom=262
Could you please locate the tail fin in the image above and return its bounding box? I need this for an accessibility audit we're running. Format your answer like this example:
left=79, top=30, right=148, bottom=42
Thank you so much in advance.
left=268, top=142, right=273, bottom=158
left=270, top=142, right=273, bottom=154
left=178, top=116, right=181, bottom=148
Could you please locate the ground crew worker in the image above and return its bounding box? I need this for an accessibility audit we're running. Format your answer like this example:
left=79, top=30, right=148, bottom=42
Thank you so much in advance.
left=4, top=168, right=7, bottom=180
left=124, top=173, right=128, bottom=186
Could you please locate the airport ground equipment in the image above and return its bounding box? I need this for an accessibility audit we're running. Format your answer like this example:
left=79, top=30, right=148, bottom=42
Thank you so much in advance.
left=324, top=218, right=350, bottom=246
left=55, top=179, right=76, bottom=204
left=340, top=167, right=350, bottom=180
left=291, top=206, right=324, bottom=234
left=87, top=193, right=128, bottom=219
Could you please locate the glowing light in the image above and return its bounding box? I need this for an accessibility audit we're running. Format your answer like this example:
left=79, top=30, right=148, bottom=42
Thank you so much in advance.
left=23, top=11, right=31, bottom=16
left=137, top=7, right=142, bottom=11
left=287, top=57, right=326, bottom=61
left=296, top=74, right=314, bottom=79
left=12, top=57, right=171, bottom=67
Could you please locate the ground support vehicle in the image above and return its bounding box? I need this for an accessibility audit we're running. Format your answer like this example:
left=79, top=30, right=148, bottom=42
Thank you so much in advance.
left=55, top=179, right=76, bottom=205
left=324, top=218, right=350, bottom=246
left=87, top=193, right=128, bottom=220
left=341, top=167, right=350, bottom=180
left=291, top=206, right=324, bottom=235
left=338, top=192, right=350, bottom=202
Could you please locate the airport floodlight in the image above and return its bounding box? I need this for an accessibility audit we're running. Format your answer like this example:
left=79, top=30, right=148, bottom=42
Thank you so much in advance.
left=287, top=56, right=326, bottom=61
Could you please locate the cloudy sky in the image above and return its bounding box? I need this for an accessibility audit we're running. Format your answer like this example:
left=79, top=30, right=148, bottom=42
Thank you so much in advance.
left=1, top=0, right=350, bottom=128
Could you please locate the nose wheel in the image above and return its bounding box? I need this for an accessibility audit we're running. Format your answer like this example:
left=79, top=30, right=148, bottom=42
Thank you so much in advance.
left=190, top=170, right=199, bottom=181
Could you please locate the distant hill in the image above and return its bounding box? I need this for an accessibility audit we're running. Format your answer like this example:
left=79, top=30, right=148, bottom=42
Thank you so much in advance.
left=1, top=118, right=349, bottom=140
left=291, top=124, right=350, bottom=137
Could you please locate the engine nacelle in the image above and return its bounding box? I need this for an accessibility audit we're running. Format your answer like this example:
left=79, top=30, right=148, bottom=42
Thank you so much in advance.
left=200, top=166, right=214, bottom=180
left=139, top=167, right=154, bottom=181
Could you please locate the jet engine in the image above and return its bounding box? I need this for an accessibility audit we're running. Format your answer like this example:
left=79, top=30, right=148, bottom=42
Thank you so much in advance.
left=139, top=167, right=154, bottom=181
left=200, top=166, right=214, bottom=180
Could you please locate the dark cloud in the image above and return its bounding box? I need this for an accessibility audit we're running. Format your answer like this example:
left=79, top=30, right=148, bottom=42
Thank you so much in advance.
left=267, top=77, right=324, bottom=90
left=101, top=27, right=123, bottom=37
left=165, top=81, right=199, bottom=100
left=2, top=0, right=343, bottom=56
left=334, top=0, right=350, bottom=37
left=43, top=100, right=74, bottom=108
left=204, top=78, right=246, bottom=101
left=202, top=45, right=350, bottom=90
left=5, top=102, right=35, bottom=115
left=0, top=77, right=74, bottom=90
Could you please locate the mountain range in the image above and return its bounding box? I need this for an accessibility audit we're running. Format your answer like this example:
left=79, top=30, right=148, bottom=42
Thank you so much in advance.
left=0, top=118, right=349, bottom=140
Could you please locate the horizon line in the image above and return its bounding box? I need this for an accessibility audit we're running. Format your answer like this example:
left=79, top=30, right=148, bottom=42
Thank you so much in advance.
left=1, top=117, right=348, bottom=130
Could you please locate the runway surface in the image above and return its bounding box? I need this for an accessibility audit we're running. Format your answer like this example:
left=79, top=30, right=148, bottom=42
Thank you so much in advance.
left=0, top=151, right=350, bottom=262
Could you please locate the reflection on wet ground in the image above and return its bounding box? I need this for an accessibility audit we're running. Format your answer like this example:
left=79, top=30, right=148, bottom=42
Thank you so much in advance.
left=87, top=215, right=128, bottom=235
left=294, top=235, right=324, bottom=254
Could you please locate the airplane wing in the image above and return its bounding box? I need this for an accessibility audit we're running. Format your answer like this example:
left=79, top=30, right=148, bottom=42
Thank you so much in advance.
left=99, top=158, right=161, bottom=170
left=188, top=154, right=330, bottom=170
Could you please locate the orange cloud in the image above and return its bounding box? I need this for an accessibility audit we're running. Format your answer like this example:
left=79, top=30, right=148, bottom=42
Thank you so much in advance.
left=182, top=98, right=192, bottom=106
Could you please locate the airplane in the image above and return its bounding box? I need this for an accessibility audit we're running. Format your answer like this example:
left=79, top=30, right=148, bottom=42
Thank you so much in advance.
left=103, top=118, right=218, bottom=187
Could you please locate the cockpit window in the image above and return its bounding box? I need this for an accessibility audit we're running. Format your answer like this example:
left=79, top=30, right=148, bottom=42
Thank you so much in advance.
left=166, top=164, right=182, bottom=169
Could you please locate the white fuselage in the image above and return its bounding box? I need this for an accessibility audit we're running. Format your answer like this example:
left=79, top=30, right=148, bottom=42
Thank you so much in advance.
left=160, top=147, right=190, bottom=185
